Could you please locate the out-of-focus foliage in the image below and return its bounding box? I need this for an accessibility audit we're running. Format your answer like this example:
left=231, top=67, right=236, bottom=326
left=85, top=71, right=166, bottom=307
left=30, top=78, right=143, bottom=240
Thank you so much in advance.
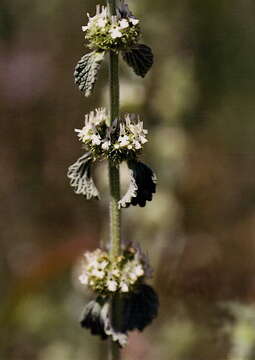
left=1, top=0, right=255, bottom=359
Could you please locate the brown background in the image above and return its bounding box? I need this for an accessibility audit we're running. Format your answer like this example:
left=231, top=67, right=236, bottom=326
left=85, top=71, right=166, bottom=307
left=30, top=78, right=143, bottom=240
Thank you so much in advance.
left=1, top=0, right=255, bottom=359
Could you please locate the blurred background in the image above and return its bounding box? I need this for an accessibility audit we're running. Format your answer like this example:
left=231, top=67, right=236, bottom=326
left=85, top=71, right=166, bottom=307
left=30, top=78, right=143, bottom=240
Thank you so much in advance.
left=1, top=0, right=255, bottom=359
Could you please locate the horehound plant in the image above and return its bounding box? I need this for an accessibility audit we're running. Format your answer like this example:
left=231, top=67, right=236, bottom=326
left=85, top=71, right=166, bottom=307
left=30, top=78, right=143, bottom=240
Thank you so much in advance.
left=67, top=0, right=159, bottom=358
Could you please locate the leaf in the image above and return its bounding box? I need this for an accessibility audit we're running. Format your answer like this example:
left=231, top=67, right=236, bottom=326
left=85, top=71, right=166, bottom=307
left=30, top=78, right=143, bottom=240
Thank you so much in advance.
left=80, top=297, right=128, bottom=346
left=119, top=160, right=157, bottom=208
left=74, top=51, right=105, bottom=97
left=80, top=298, right=108, bottom=340
left=121, top=284, right=159, bottom=332
left=101, top=301, right=128, bottom=347
left=67, top=152, right=100, bottom=199
left=122, top=44, right=153, bottom=78
left=80, top=286, right=158, bottom=344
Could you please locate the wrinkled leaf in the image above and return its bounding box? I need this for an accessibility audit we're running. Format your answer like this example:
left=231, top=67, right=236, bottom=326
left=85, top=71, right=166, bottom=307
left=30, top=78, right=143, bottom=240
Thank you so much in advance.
left=67, top=152, right=100, bottom=199
left=101, top=301, right=128, bottom=347
left=81, top=297, right=128, bottom=346
left=80, top=298, right=107, bottom=339
left=122, top=44, right=153, bottom=78
left=121, top=284, right=159, bottom=332
left=74, top=51, right=105, bottom=97
left=119, top=160, right=157, bottom=208
left=80, top=285, right=158, bottom=344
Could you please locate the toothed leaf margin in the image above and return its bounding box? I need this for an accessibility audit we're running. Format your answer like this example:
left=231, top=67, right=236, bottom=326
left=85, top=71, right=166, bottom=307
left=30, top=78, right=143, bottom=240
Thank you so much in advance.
left=67, top=152, right=100, bottom=199
left=74, top=51, right=105, bottom=97
left=122, top=44, right=153, bottom=78
left=119, top=160, right=157, bottom=208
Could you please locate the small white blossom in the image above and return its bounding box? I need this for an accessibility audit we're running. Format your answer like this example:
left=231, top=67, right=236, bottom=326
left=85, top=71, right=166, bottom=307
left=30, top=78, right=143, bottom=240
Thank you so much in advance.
left=139, top=135, right=148, bottom=144
left=79, top=273, right=88, bottom=285
left=129, top=17, right=139, bottom=26
left=84, top=250, right=101, bottom=264
left=102, top=140, right=110, bottom=150
left=75, top=108, right=108, bottom=148
left=119, top=19, right=129, bottom=29
left=120, top=282, right=129, bottom=292
left=112, top=268, right=120, bottom=277
left=97, top=17, right=107, bottom=28
left=118, top=135, right=130, bottom=147
left=109, top=26, right=123, bottom=39
left=91, top=268, right=105, bottom=279
left=94, top=108, right=108, bottom=125
left=133, top=140, right=142, bottom=149
left=91, top=134, right=102, bottom=145
left=98, top=260, right=108, bottom=270
left=107, top=280, right=118, bottom=292
left=75, top=125, right=92, bottom=142
left=134, top=264, right=144, bottom=277
left=129, top=272, right=138, bottom=281
left=78, top=244, right=151, bottom=294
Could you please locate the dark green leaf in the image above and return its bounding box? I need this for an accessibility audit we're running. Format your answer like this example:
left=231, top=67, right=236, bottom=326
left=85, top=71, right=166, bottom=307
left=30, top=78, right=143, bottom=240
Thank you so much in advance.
left=119, top=160, right=157, bottom=208
left=121, top=284, right=159, bottom=332
left=80, top=298, right=107, bottom=340
left=111, top=284, right=159, bottom=333
left=80, top=297, right=128, bottom=346
left=74, top=51, right=105, bottom=97
left=67, top=152, right=100, bottom=199
left=122, top=44, right=153, bottom=78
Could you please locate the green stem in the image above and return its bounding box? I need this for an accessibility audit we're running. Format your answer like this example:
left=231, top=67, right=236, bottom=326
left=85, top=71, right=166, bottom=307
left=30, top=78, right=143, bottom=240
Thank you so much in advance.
left=107, top=0, right=121, bottom=359
left=109, top=52, right=121, bottom=260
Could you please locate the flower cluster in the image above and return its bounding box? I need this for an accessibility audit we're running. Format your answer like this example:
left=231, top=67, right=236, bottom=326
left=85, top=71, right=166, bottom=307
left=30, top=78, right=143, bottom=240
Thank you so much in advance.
left=82, top=4, right=140, bottom=52
left=79, top=245, right=152, bottom=295
left=75, top=109, right=148, bottom=163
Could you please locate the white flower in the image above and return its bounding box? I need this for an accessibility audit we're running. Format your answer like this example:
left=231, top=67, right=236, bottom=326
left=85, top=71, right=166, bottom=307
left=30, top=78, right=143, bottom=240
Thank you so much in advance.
left=84, top=249, right=105, bottom=268
left=94, top=108, right=108, bottom=125
left=109, top=26, right=123, bottom=39
left=91, top=268, right=105, bottom=279
left=134, top=264, right=144, bottom=277
left=120, top=282, right=129, bottom=292
left=102, top=140, right=110, bottom=150
left=97, top=17, right=107, bottom=28
left=139, top=135, right=148, bottom=144
left=119, top=19, right=129, bottom=29
left=114, top=143, right=120, bottom=149
left=118, top=135, right=130, bottom=147
left=107, top=280, right=118, bottom=292
left=119, top=123, right=126, bottom=136
left=98, top=260, right=108, bottom=270
left=75, top=126, right=91, bottom=142
left=91, top=134, right=101, bottom=145
left=133, top=140, right=142, bottom=149
left=79, top=273, right=88, bottom=285
left=112, top=268, right=120, bottom=277
left=129, top=17, right=139, bottom=26
left=82, top=25, right=88, bottom=32
left=129, top=272, right=137, bottom=281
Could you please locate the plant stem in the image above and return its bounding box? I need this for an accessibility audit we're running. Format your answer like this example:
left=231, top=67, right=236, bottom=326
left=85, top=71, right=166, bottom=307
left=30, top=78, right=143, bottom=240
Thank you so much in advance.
left=109, top=52, right=121, bottom=260
left=107, top=0, right=121, bottom=359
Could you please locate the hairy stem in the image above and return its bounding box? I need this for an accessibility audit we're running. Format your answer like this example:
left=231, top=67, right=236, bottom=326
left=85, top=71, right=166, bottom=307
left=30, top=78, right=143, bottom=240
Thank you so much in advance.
left=107, top=0, right=121, bottom=359
left=109, top=52, right=121, bottom=260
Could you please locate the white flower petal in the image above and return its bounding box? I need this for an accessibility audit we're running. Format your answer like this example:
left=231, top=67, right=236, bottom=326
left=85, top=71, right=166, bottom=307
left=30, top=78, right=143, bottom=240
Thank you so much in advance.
left=119, top=19, right=129, bottom=29
left=79, top=273, right=88, bottom=285
left=109, top=27, right=123, bottom=39
left=107, top=280, right=118, bottom=292
left=129, top=18, right=139, bottom=25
